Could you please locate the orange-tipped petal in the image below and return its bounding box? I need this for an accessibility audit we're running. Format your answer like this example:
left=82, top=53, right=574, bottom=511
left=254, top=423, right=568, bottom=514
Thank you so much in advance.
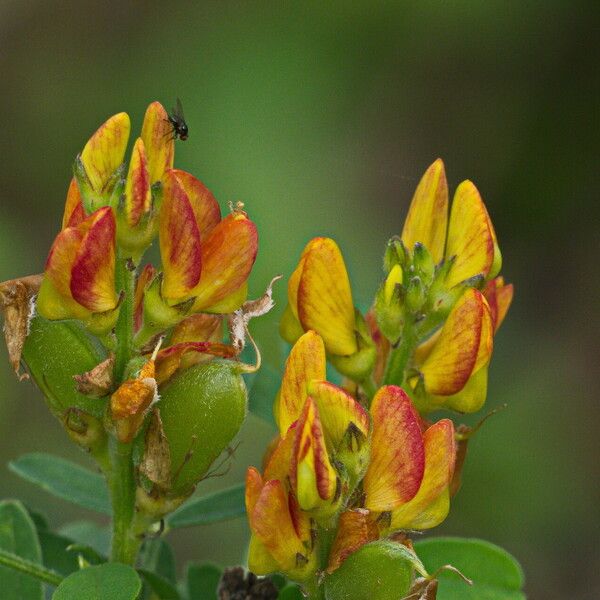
left=250, top=480, right=307, bottom=573
left=81, top=112, right=130, bottom=193
left=363, top=386, right=425, bottom=512
left=445, top=180, right=495, bottom=288
left=70, top=207, right=118, bottom=312
left=264, top=426, right=297, bottom=483
left=296, top=238, right=357, bottom=356
left=141, top=101, right=174, bottom=184
left=484, top=277, right=514, bottom=333
left=171, top=313, right=222, bottom=344
left=390, top=419, right=456, bottom=530
left=124, top=138, right=151, bottom=227
left=291, top=397, right=337, bottom=511
left=401, top=159, right=448, bottom=264
left=170, top=169, right=221, bottom=238
left=245, top=466, right=264, bottom=516
left=134, top=264, right=156, bottom=332
left=154, top=341, right=236, bottom=384
left=275, top=331, right=326, bottom=435
left=62, top=178, right=85, bottom=229
left=308, top=380, right=370, bottom=448
left=419, top=288, right=485, bottom=396
left=327, top=510, right=378, bottom=573
left=159, top=171, right=202, bottom=301
left=191, top=211, right=258, bottom=311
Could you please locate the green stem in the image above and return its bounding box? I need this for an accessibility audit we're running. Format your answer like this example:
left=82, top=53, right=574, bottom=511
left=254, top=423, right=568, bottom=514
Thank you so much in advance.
left=114, top=253, right=136, bottom=382
left=109, top=438, right=141, bottom=564
left=0, top=548, right=63, bottom=587
left=383, top=321, right=417, bottom=386
left=360, top=375, right=378, bottom=404
left=109, top=251, right=141, bottom=564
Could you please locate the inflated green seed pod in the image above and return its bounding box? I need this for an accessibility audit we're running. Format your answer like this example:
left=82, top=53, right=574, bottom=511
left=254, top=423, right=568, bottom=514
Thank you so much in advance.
left=324, top=541, right=413, bottom=600
left=22, top=315, right=107, bottom=419
left=158, top=359, right=248, bottom=497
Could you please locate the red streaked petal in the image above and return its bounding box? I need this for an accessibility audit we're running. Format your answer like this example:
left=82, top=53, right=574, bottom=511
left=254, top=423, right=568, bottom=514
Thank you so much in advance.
left=44, top=227, right=84, bottom=300
left=291, top=397, right=337, bottom=509
left=170, top=169, right=221, bottom=238
left=124, top=137, right=151, bottom=227
left=70, top=207, right=117, bottom=312
left=390, top=419, right=456, bottom=530
left=327, top=509, right=378, bottom=573
left=245, top=466, right=264, bottom=516
left=363, top=386, right=425, bottom=511
left=484, top=277, right=514, bottom=333
left=62, top=178, right=85, bottom=229
left=191, top=210, right=258, bottom=311
left=419, top=288, right=485, bottom=396
left=159, top=171, right=202, bottom=301
left=401, top=158, right=448, bottom=264
left=275, top=331, right=326, bottom=436
left=141, top=101, right=175, bottom=184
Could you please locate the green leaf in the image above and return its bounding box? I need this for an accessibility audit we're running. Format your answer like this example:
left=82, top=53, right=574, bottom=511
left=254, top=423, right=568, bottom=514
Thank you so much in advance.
left=414, top=537, right=525, bottom=599
left=324, top=540, right=413, bottom=600
left=278, top=584, right=304, bottom=599
left=9, top=453, right=111, bottom=515
left=0, top=500, right=44, bottom=600
left=138, top=569, right=181, bottom=599
left=58, top=522, right=111, bottom=558
left=186, top=563, right=221, bottom=600
left=166, top=484, right=245, bottom=529
left=139, top=539, right=176, bottom=583
left=246, top=363, right=279, bottom=426
left=52, top=563, right=141, bottom=600
left=38, top=532, right=80, bottom=577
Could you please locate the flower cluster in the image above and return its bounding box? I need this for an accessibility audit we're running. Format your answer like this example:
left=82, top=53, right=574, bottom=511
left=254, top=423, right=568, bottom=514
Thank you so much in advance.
left=246, top=159, right=513, bottom=593
left=2, top=102, right=262, bottom=520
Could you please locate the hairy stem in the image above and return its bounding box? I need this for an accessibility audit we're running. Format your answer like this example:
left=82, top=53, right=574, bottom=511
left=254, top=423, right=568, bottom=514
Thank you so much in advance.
left=0, top=548, right=63, bottom=587
left=382, top=321, right=417, bottom=387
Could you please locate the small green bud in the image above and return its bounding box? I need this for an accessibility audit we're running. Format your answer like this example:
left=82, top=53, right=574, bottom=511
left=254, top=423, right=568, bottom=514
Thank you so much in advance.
left=383, top=236, right=408, bottom=273
left=405, top=276, right=426, bottom=312
left=158, top=359, right=248, bottom=497
left=335, top=423, right=370, bottom=490
left=374, top=265, right=405, bottom=342
left=412, top=242, right=435, bottom=287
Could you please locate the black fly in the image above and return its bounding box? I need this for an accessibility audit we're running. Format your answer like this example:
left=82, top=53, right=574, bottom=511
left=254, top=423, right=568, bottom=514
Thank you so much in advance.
left=167, top=98, right=188, bottom=141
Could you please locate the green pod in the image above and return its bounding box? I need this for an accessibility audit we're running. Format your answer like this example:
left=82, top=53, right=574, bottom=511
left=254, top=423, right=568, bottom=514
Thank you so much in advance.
left=158, top=359, right=248, bottom=497
left=324, top=541, right=413, bottom=600
left=22, top=315, right=107, bottom=419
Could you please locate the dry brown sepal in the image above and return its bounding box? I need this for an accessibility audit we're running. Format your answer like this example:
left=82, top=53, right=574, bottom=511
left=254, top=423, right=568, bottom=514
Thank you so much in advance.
left=139, top=409, right=172, bottom=491
left=0, top=274, right=42, bottom=380
left=73, top=354, right=116, bottom=397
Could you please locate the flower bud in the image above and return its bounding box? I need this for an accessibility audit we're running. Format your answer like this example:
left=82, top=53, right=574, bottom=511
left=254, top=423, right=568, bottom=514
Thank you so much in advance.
left=374, top=265, right=404, bottom=343
left=405, top=276, right=426, bottom=313
left=412, top=242, right=435, bottom=287
left=383, top=236, right=407, bottom=273
left=158, top=359, right=248, bottom=496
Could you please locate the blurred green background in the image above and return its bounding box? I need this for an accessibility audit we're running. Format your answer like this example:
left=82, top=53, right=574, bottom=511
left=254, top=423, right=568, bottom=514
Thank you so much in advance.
left=0, top=1, right=597, bottom=597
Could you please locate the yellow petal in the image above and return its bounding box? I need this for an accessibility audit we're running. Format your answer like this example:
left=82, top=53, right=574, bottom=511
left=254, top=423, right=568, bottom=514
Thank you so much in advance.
left=401, top=159, right=448, bottom=264
left=391, top=419, right=455, bottom=530
left=444, top=365, right=489, bottom=413
left=484, top=277, right=514, bottom=333
left=279, top=303, right=305, bottom=346
left=308, top=380, right=370, bottom=449
left=141, top=102, right=175, bottom=184
left=296, top=238, right=357, bottom=356
left=363, top=386, right=425, bottom=512
left=445, top=180, right=495, bottom=288
left=419, top=289, right=486, bottom=396
left=201, top=282, right=248, bottom=314
left=275, top=331, right=326, bottom=435
left=81, top=112, right=130, bottom=193
left=405, top=488, right=451, bottom=530
left=247, top=534, right=280, bottom=576
left=62, top=178, right=85, bottom=229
